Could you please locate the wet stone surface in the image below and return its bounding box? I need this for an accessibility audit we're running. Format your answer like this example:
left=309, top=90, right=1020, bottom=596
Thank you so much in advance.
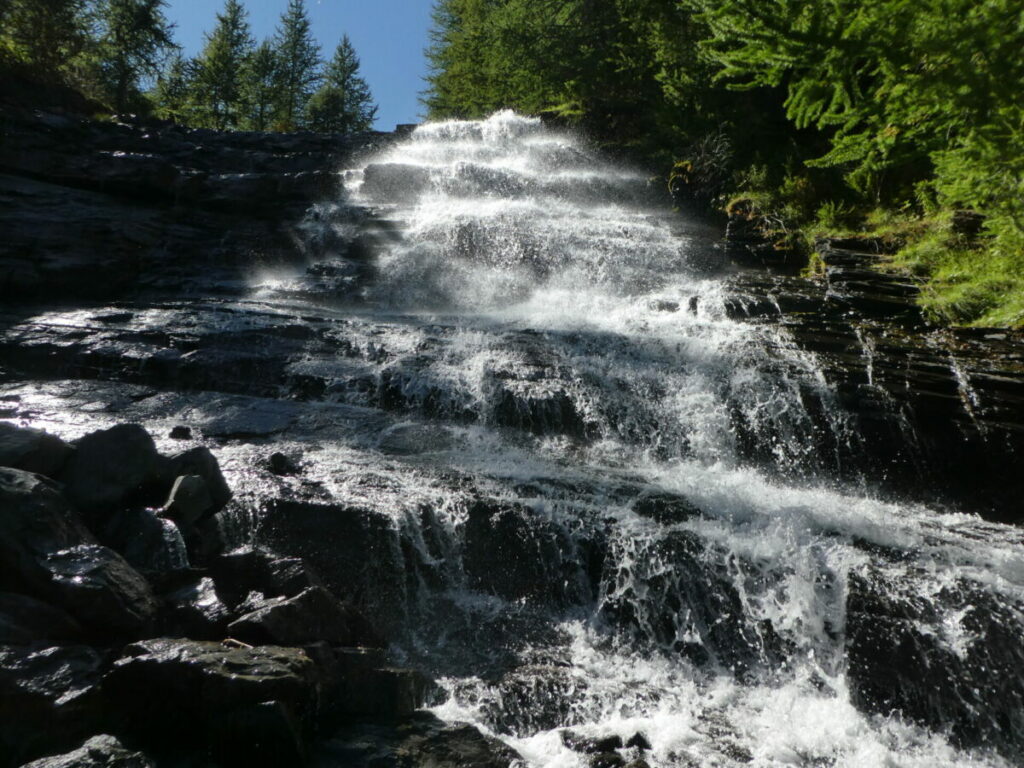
left=2, top=109, right=1024, bottom=768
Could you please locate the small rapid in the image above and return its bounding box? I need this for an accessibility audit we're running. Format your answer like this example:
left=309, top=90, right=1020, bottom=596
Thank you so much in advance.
left=291, top=112, right=1024, bottom=766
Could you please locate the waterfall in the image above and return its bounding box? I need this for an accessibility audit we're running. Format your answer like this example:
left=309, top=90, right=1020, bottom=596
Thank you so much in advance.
left=288, top=112, right=1024, bottom=767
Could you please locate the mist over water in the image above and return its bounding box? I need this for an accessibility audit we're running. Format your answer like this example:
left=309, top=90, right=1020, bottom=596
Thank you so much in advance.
left=316, top=112, right=1024, bottom=767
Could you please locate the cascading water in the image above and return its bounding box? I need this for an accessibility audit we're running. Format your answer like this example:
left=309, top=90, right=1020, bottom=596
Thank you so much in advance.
left=292, top=112, right=1024, bottom=766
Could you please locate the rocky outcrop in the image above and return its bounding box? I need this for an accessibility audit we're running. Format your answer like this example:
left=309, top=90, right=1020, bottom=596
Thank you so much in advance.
left=19, top=735, right=154, bottom=768
left=0, top=106, right=392, bottom=301
left=846, top=560, right=1024, bottom=754
left=725, top=240, right=1024, bottom=522
left=0, top=419, right=470, bottom=768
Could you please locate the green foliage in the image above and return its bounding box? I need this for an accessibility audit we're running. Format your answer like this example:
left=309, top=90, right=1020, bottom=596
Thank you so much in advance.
left=238, top=39, right=277, bottom=131
left=85, top=0, right=176, bottom=113
left=151, top=50, right=193, bottom=122
left=306, top=35, right=378, bottom=133
left=190, top=0, right=253, bottom=129
left=892, top=222, right=1024, bottom=327
left=423, top=0, right=1024, bottom=326
left=271, top=0, right=322, bottom=130
left=0, top=0, right=90, bottom=75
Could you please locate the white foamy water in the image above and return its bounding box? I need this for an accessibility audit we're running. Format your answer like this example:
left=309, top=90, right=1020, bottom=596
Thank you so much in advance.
left=310, top=112, right=1024, bottom=767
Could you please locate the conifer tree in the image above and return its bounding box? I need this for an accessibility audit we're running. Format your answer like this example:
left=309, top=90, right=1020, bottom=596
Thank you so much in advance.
left=191, top=0, right=253, bottom=129
left=0, top=0, right=89, bottom=76
left=239, top=39, right=278, bottom=131
left=90, top=0, right=176, bottom=113
left=152, top=50, right=193, bottom=122
left=271, top=0, right=321, bottom=130
left=305, top=35, right=377, bottom=133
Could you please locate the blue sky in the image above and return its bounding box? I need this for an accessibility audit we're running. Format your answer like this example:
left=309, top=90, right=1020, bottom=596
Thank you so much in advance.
left=163, top=0, right=435, bottom=130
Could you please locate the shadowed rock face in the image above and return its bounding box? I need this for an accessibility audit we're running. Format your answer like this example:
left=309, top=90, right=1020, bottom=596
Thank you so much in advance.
left=0, top=105, right=393, bottom=302
left=726, top=243, right=1024, bottom=521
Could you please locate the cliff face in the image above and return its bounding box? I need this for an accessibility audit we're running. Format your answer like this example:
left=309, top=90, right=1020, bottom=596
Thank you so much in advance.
left=0, top=105, right=390, bottom=301
left=725, top=241, right=1024, bottom=523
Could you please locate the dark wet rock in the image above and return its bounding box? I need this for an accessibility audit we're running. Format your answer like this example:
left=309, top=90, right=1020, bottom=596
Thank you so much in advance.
left=491, top=384, right=590, bottom=438
left=311, top=646, right=442, bottom=722
left=161, top=576, right=233, bottom=640
left=228, top=586, right=381, bottom=648
left=630, top=492, right=701, bottom=525
left=160, top=475, right=213, bottom=528
left=846, top=566, right=1024, bottom=755
left=254, top=500, right=412, bottom=637
left=462, top=499, right=599, bottom=607
left=625, top=732, right=651, bottom=751
left=19, top=734, right=154, bottom=768
left=268, top=451, right=302, bottom=476
left=0, top=423, right=73, bottom=478
left=58, top=424, right=163, bottom=515
left=163, top=446, right=231, bottom=513
left=0, top=645, right=105, bottom=765
left=0, top=467, right=95, bottom=596
left=314, top=711, right=521, bottom=768
left=104, top=638, right=319, bottom=758
left=214, top=699, right=308, bottom=766
left=590, top=754, right=626, bottom=768
left=562, top=732, right=623, bottom=754
left=208, top=547, right=323, bottom=608
left=0, top=106, right=391, bottom=302
left=599, top=530, right=785, bottom=677
left=43, top=544, right=158, bottom=636
left=484, top=665, right=579, bottom=736
left=726, top=252, right=1024, bottom=523
left=0, top=592, right=83, bottom=645
left=168, top=425, right=192, bottom=440
left=101, top=508, right=188, bottom=576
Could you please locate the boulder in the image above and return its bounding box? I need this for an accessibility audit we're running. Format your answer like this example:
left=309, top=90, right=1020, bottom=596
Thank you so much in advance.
left=491, top=385, right=589, bottom=439
left=209, top=547, right=322, bottom=608
left=58, top=425, right=163, bottom=514
left=228, top=586, right=382, bottom=648
left=0, top=645, right=105, bottom=765
left=160, top=475, right=213, bottom=528
left=315, top=711, right=521, bottom=768
left=561, top=732, right=623, bottom=754
left=213, top=700, right=307, bottom=766
left=630, top=492, right=701, bottom=525
left=161, top=576, right=233, bottom=640
left=43, top=545, right=158, bottom=636
left=268, top=451, right=301, bottom=476
left=19, top=734, right=154, bottom=768
left=100, top=508, right=189, bottom=576
left=302, top=644, right=442, bottom=725
left=0, top=423, right=73, bottom=478
left=597, top=530, right=786, bottom=678
left=846, top=566, right=1024, bottom=754
left=462, top=500, right=596, bottom=607
left=254, top=500, right=410, bottom=637
left=163, top=447, right=231, bottom=512
left=0, top=467, right=95, bottom=596
left=104, top=638, right=319, bottom=760
left=483, top=665, right=578, bottom=737
left=0, top=592, right=83, bottom=645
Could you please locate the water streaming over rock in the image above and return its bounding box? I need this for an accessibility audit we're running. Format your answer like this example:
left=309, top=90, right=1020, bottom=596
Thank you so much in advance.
left=285, top=112, right=1024, bottom=766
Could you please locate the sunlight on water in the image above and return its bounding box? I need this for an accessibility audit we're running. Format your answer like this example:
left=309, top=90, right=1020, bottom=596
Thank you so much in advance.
left=307, top=111, right=1024, bottom=767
